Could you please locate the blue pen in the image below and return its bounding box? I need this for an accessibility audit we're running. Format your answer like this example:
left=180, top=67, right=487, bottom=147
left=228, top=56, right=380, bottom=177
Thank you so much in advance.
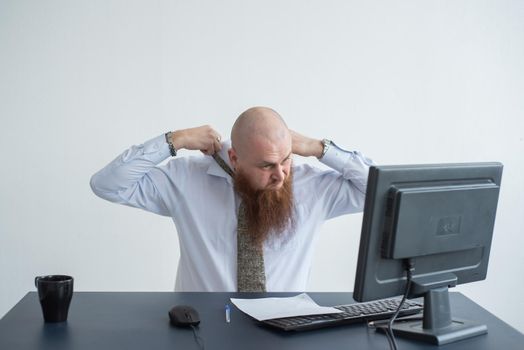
left=225, top=304, right=231, bottom=323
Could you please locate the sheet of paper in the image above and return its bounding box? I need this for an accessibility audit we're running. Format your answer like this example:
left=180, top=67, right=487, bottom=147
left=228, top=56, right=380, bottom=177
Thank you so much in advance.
left=230, top=293, right=343, bottom=321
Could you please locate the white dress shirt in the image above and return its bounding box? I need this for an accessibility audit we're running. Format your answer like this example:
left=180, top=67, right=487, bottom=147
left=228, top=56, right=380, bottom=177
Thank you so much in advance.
left=90, top=134, right=374, bottom=292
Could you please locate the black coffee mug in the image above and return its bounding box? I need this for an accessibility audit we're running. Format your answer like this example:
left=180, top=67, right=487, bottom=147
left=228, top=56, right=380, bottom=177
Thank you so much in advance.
left=34, top=275, right=74, bottom=322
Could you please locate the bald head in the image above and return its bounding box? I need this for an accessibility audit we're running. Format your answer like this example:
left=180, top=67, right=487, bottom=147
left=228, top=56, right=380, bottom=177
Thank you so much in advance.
left=231, top=107, right=290, bottom=157
left=228, top=106, right=293, bottom=190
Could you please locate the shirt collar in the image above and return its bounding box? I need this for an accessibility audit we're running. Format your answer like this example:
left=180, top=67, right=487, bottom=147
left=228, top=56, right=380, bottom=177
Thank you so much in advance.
left=206, top=140, right=234, bottom=185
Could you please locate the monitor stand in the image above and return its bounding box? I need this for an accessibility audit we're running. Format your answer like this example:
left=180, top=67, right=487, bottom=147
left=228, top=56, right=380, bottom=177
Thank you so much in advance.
left=391, top=286, right=487, bottom=345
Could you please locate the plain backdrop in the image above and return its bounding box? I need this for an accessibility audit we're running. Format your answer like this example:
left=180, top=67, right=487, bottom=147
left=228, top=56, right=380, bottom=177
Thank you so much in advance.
left=1, top=0, right=523, bottom=333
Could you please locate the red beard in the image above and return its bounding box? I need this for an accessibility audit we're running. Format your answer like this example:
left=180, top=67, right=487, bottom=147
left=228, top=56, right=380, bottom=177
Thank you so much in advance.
left=233, top=168, right=296, bottom=246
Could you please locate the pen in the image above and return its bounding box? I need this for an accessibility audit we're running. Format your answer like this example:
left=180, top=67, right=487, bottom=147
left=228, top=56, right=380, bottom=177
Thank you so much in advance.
left=225, top=304, right=231, bottom=323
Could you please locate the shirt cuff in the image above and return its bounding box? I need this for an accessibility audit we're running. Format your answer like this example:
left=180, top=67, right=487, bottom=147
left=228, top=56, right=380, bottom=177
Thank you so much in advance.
left=319, top=141, right=356, bottom=173
left=140, top=133, right=172, bottom=163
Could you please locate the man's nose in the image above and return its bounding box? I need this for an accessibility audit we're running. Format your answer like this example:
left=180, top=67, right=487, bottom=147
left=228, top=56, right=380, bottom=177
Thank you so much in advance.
left=271, top=165, right=286, bottom=182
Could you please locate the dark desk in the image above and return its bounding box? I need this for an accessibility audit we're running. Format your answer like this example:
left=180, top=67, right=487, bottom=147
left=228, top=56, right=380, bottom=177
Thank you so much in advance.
left=0, top=292, right=522, bottom=349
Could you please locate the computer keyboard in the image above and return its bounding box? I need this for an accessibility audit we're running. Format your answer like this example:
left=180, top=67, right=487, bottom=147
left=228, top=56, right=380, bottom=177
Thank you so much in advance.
left=261, top=297, right=423, bottom=332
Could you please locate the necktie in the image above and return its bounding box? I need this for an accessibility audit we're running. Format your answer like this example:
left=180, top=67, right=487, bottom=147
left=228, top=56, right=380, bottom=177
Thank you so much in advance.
left=212, top=154, right=267, bottom=292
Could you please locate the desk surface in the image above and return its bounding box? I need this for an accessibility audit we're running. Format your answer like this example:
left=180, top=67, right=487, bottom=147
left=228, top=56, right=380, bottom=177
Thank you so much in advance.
left=0, top=291, right=522, bottom=350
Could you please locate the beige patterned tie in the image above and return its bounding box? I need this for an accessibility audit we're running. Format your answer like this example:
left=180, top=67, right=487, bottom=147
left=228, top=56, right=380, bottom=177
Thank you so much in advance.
left=212, top=154, right=266, bottom=292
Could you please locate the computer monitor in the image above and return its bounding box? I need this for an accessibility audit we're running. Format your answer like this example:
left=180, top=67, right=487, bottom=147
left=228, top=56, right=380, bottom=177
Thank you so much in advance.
left=353, top=162, right=503, bottom=345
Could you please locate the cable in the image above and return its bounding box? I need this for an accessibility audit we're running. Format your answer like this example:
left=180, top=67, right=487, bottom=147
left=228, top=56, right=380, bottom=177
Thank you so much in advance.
left=190, top=325, right=205, bottom=350
left=370, top=318, right=396, bottom=350
left=384, top=258, right=415, bottom=350
left=384, top=327, right=396, bottom=349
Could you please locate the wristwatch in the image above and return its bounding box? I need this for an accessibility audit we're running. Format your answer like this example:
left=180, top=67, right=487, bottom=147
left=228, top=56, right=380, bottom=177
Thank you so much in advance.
left=165, top=131, right=177, bottom=157
left=320, top=139, right=332, bottom=159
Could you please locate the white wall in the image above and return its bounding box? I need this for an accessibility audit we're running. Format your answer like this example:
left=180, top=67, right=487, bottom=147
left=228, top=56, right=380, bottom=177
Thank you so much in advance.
left=1, top=0, right=523, bottom=333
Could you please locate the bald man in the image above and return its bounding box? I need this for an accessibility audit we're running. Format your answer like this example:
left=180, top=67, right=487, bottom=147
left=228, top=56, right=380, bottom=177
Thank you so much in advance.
left=90, top=107, right=374, bottom=292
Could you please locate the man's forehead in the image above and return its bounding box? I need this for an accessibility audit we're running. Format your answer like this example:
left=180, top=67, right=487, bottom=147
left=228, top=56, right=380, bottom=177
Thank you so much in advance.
left=247, top=136, right=291, bottom=157
left=250, top=133, right=286, bottom=147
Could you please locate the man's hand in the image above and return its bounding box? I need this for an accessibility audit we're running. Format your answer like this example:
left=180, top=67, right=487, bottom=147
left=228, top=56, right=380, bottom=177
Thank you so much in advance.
left=170, top=125, right=222, bottom=155
left=290, top=130, right=324, bottom=158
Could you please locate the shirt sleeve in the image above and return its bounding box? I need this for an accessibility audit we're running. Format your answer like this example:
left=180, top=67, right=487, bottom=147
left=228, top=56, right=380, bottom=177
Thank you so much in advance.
left=317, top=141, right=375, bottom=220
left=89, top=134, right=173, bottom=216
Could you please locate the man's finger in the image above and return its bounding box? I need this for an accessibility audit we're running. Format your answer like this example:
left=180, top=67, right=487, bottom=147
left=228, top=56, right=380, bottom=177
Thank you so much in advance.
left=214, top=138, right=222, bottom=153
left=207, top=141, right=217, bottom=155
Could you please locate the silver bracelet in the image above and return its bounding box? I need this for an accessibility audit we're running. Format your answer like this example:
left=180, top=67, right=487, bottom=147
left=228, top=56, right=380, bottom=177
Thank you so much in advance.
left=319, top=139, right=332, bottom=159
left=165, top=131, right=177, bottom=157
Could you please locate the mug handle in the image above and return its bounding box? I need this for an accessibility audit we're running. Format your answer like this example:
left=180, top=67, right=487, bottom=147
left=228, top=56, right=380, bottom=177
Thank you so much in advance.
left=34, top=276, right=41, bottom=288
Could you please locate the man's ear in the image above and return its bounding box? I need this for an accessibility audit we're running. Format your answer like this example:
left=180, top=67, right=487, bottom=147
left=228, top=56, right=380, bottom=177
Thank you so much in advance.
left=228, top=148, right=238, bottom=169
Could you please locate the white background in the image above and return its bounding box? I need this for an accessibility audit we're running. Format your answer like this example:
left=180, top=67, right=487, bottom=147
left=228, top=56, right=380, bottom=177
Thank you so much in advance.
left=1, top=0, right=523, bottom=333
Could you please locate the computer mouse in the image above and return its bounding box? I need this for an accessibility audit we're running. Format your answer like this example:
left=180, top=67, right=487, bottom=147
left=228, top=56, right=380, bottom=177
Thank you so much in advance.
left=168, top=305, right=200, bottom=327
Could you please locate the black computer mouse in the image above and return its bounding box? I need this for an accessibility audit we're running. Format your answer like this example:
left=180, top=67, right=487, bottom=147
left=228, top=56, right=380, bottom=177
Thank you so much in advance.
left=168, top=305, right=200, bottom=327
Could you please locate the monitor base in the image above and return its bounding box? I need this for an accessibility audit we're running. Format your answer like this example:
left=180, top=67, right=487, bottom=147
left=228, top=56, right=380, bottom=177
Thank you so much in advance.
left=391, top=318, right=487, bottom=345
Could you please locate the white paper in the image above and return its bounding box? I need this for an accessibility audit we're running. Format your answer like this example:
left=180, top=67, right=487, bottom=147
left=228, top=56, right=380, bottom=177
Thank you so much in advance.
left=230, top=293, right=343, bottom=321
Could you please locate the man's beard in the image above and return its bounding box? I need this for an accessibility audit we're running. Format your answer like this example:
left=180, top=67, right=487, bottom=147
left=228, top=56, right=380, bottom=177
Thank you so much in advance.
left=233, top=168, right=296, bottom=246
